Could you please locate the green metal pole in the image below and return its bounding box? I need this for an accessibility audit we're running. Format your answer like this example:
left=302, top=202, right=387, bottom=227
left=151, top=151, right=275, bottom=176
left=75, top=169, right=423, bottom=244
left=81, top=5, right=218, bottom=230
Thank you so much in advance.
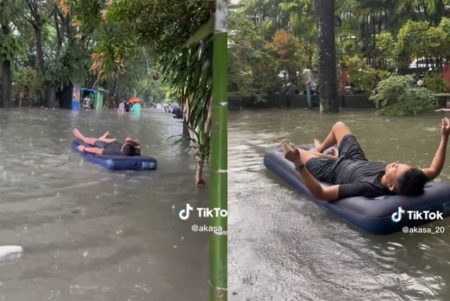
left=210, top=1, right=227, bottom=300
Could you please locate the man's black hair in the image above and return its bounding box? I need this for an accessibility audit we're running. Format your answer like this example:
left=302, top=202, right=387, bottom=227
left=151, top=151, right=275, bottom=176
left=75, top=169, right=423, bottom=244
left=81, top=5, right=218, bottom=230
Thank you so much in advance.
left=397, top=168, right=429, bottom=196
left=122, top=143, right=141, bottom=156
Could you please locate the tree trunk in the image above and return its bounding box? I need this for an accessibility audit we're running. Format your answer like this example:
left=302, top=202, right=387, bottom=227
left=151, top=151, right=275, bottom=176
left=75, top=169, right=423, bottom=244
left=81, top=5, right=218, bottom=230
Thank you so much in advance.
left=195, top=160, right=205, bottom=186
left=45, top=86, right=57, bottom=108
left=1, top=59, right=12, bottom=108
left=34, top=25, right=45, bottom=74
left=182, top=120, right=190, bottom=137
left=34, top=23, right=53, bottom=107
left=182, top=100, right=190, bottom=137
left=432, top=0, right=444, bottom=26
left=314, top=0, right=338, bottom=112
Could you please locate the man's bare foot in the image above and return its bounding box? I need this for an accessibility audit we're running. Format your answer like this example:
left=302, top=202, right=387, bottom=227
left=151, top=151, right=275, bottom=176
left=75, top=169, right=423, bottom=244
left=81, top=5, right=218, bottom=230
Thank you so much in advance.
left=314, top=139, right=322, bottom=153
left=314, top=138, right=338, bottom=157
left=196, top=179, right=206, bottom=187
left=99, top=131, right=111, bottom=140
left=73, top=128, right=83, bottom=140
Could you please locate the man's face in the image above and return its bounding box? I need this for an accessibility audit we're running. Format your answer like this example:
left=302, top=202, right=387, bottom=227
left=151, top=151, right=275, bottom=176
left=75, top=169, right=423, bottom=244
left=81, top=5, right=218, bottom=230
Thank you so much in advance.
left=385, top=162, right=411, bottom=191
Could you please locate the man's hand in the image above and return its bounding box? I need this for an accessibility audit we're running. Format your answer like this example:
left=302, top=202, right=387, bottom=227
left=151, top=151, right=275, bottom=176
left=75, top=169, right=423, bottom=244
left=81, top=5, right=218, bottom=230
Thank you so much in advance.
left=441, top=117, right=450, bottom=138
left=77, top=145, right=86, bottom=152
left=422, top=117, right=450, bottom=180
left=280, top=141, right=339, bottom=201
left=281, top=141, right=303, bottom=166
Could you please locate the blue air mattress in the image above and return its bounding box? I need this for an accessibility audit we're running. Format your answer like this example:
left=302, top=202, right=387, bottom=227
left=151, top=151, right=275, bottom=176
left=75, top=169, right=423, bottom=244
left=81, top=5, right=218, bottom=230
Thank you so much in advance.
left=264, top=146, right=450, bottom=234
left=72, top=139, right=157, bottom=171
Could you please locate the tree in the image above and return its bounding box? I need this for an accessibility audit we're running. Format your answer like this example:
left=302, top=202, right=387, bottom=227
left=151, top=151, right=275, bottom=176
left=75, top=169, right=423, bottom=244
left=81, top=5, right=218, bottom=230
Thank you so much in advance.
left=278, top=0, right=316, bottom=67
left=394, top=0, right=448, bottom=27
left=396, top=20, right=448, bottom=73
left=265, top=29, right=302, bottom=90
left=375, top=32, right=396, bottom=70
left=314, top=0, right=338, bottom=112
left=80, top=0, right=214, bottom=185
left=343, top=55, right=378, bottom=93
left=0, top=20, right=14, bottom=108
left=438, top=17, right=450, bottom=60
left=0, top=0, right=22, bottom=107
left=228, top=10, right=280, bottom=100
left=397, top=20, right=430, bottom=65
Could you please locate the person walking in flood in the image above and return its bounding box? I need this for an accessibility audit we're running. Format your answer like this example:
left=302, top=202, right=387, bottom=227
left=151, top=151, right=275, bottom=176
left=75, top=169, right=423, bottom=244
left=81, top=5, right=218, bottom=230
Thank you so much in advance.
left=130, top=101, right=142, bottom=114
left=118, top=100, right=125, bottom=113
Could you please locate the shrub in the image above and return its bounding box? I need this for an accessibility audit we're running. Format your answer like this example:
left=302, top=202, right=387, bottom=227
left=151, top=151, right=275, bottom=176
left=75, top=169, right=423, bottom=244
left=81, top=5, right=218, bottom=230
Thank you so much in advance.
left=344, top=56, right=378, bottom=93
left=12, top=67, right=42, bottom=104
left=370, top=75, right=437, bottom=116
left=423, top=73, right=448, bottom=93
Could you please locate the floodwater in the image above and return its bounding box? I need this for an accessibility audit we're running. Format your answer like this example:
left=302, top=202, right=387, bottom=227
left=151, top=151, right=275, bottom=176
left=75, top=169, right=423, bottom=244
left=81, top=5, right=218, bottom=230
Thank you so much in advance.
left=0, top=108, right=208, bottom=300
left=229, top=108, right=450, bottom=301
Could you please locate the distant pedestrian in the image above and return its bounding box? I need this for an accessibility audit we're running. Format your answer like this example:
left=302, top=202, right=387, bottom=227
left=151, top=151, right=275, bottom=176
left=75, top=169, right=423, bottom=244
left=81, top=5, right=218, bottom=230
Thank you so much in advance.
left=118, top=101, right=125, bottom=113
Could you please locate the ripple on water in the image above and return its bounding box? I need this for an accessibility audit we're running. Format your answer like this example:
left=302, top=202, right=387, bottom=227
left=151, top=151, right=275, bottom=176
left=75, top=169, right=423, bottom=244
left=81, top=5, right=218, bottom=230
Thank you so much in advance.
left=0, top=109, right=208, bottom=301
left=229, top=109, right=450, bottom=301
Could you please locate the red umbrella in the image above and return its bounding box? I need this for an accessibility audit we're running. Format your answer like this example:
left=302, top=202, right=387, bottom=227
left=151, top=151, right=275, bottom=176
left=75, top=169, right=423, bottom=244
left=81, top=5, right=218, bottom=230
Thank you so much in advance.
left=128, top=97, right=142, bottom=104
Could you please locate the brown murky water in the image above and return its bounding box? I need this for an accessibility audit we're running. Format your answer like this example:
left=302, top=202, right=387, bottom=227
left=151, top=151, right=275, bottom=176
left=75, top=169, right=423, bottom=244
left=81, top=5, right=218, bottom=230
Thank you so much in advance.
left=229, top=108, right=450, bottom=301
left=0, top=108, right=208, bottom=300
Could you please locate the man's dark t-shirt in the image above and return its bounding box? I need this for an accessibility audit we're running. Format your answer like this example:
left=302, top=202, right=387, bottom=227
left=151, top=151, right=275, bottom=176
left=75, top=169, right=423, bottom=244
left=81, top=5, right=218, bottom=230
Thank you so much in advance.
left=93, top=140, right=123, bottom=156
left=305, top=134, right=391, bottom=199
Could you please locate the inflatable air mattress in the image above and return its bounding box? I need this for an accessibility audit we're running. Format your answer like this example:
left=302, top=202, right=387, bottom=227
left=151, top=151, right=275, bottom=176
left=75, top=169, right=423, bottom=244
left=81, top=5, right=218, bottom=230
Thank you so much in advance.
left=264, top=146, right=450, bottom=234
left=72, top=139, right=157, bottom=171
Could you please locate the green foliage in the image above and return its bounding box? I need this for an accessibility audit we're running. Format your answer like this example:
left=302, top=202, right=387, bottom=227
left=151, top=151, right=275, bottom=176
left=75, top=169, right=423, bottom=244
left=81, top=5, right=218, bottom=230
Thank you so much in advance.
left=227, top=0, right=450, bottom=101
left=438, top=17, right=450, bottom=58
left=338, top=37, right=361, bottom=59
left=84, top=0, right=214, bottom=175
left=375, top=32, right=396, bottom=70
left=370, top=75, right=438, bottom=116
left=45, top=42, right=90, bottom=88
left=396, top=20, right=448, bottom=70
left=423, top=72, right=448, bottom=92
left=371, top=75, right=415, bottom=107
left=397, top=20, right=429, bottom=64
left=232, top=0, right=316, bottom=96
left=344, top=56, right=378, bottom=93
left=135, top=76, right=166, bottom=102
left=424, top=26, right=446, bottom=57
left=0, top=32, right=20, bottom=62
left=0, top=1, right=22, bottom=62
left=90, top=34, right=138, bottom=79
left=265, top=29, right=302, bottom=84
left=66, top=0, right=104, bottom=37
left=228, top=10, right=282, bottom=100
left=12, top=67, right=41, bottom=103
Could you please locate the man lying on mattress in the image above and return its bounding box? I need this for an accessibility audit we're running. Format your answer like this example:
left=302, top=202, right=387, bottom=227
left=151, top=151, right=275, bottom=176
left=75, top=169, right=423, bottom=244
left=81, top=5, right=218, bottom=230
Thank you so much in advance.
left=73, top=128, right=141, bottom=156
left=282, top=118, right=450, bottom=201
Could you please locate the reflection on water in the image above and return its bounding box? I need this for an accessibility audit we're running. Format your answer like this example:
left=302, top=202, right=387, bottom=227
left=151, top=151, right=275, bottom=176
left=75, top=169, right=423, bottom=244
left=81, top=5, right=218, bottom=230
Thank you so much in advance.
left=0, top=108, right=208, bottom=300
left=229, top=108, right=450, bottom=301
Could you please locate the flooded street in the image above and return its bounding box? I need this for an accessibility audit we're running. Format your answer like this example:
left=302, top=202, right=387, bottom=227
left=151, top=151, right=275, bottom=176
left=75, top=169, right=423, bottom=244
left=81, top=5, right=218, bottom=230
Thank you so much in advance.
left=0, top=108, right=208, bottom=300
left=229, top=108, right=450, bottom=301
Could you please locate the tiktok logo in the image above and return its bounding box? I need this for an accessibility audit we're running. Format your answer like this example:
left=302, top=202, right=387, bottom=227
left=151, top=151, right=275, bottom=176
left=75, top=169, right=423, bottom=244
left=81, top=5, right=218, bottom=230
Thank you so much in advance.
left=391, top=206, right=406, bottom=223
left=179, top=204, right=194, bottom=220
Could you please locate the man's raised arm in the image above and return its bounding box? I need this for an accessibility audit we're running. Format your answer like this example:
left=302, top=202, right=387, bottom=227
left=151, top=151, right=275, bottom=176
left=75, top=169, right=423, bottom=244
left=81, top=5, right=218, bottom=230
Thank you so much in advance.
left=422, top=117, right=450, bottom=180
